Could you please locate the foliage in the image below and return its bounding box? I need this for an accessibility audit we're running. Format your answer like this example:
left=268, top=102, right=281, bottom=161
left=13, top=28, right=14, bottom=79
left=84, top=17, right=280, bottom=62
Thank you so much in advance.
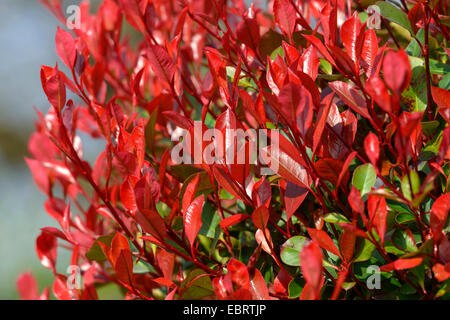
left=17, top=0, right=450, bottom=300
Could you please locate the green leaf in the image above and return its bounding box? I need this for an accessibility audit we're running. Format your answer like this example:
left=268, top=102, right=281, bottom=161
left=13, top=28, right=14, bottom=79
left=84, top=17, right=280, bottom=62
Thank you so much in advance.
left=86, top=235, right=114, bottom=262
left=288, top=277, right=305, bottom=298
left=280, top=236, right=309, bottom=266
left=198, top=202, right=221, bottom=239
left=226, top=66, right=253, bottom=88
left=429, top=59, right=450, bottom=75
left=319, top=58, right=332, bottom=75
left=401, top=171, right=420, bottom=201
left=169, top=165, right=203, bottom=182
left=180, top=269, right=214, bottom=300
left=375, top=1, right=413, bottom=34
left=323, top=212, right=351, bottom=224
left=439, top=73, right=450, bottom=90
left=391, top=229, right=418, bottom=253
left=354, top=238, right=376, bottom=263
left=395, top=212, right=416, bottom=225
left=406, top=29, right=424, bottom=57
left=342, top=282, right=356, bottom=291
left=352, top=163, right=376, bottom=197
left=421, top=121, right=440, bottom=137
left=270, top=46, right=284, bottom=61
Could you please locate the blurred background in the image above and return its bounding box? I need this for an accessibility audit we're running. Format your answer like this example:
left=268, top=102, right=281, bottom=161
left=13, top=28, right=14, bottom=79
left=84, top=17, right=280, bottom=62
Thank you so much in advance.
left=0, top=0, right=266, bottom=299
left=0, top=0, right=97, bottom=299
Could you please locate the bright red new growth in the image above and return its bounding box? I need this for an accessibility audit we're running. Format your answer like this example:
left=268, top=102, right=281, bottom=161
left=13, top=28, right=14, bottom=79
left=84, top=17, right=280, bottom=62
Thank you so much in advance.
left=19, top=0, right=450, bottom=300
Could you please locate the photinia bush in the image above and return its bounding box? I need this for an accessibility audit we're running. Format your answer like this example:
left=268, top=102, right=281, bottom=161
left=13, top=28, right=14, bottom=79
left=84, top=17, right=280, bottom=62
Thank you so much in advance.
left=18, top=0, right=450, bottom=300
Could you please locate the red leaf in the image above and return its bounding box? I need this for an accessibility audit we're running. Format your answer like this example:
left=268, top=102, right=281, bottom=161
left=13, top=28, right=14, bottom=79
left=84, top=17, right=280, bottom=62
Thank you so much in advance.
left=41, top=227, right=69, bottom=242
left=314, top=158, right=345, bottom=185
left=380, top=258, right=423, bottom=272
left=227, top=258, right=250, bottom=290
left=42, top=67, right=66, bottom=110
left=302, top=45, right=319, bottom=81
left=182, top=174, right=200, bottom=214
left=55, top=27, right=76, bottom=69
left=307, top=228, right=341, bottom=258
left=283, top=41, right=301, bottom=67
left=236, top=16, right=260, bottom=53
left=115, top=249, right=134, bottom=286
left=136, top=209, right=167, bottom=242
left=432, top=263, right=450, bottom=282
left=430, top=193, right=450, bottom=241
left=81, top=264, right=98, bottom=300
left=300, top=241, right=323, bottom=300
left=52, top=277, right=73, bottom=300
left=382, top=49, right=411, bottom=95
left=273, top=269, right=292, bottom=295
left=277, top=83, right=313, bottom=136
left=119, top=0, right=146, bottom=33
left=335, top=151, right=357, bottom=192
left=249, top=269, right=270, bottom=300
left=255, top=228, right=273, bottom=255
left=112, top=151, right=139, bottom=178
left=432, top=87, right=450, bottom=110
left=17, top=272, right=40, bottom=300
left=266, top=55, right=287, bottom=95
left=111, top=232, right=131, bottom=267
left=280, top=180, right=308, bottom=221
left=220, top=214, right=250, bottom=229
left=252, top=206, right=270, bottom=230
left=331, top=267, right=349, bottom=300
left=252, top=177, right=271, bottom=208
left=162, top=110, right=193, bottom=130
left=25, top=157, right=50, bottom=195
left=348, top=186, right=365, bottom=216
left=212, top=165, right=248, bottom=202
left=156, top=248, right=175, bottom=281
left=184, top=195, right=205, bottom=247
left=408, top=4, right=425, bottom=35
left=364, top=132, right=380, bottom=167
left=302, top=34, right=336, bottom=69
left=366, top=76, right=392, bottom=113
left=361, top=29, right=379, bottom=77
left=313, top=92, right=334, bottom=154
left=261, top=137, right=312, bottom=189
left=130, top=124, right=145, bottom=169
left=120, top=177, right=138, bottom=212
left=340, top=230, right=356, bottom=262
left=205, top=48, right=228, bottom=95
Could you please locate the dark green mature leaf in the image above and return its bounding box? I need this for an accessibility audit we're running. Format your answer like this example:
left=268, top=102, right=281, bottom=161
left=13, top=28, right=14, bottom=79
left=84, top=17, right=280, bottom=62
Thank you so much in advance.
left=198, top=202, right=221, bottom=238
left=288, top=277, right=305, bottom=298
left=391, top=229, right=418, bottom=253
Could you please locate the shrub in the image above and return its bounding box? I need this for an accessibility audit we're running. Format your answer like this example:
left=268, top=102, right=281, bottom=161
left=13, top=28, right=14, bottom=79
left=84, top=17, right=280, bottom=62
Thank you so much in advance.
left=18, top=0, right=450, bottom=300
